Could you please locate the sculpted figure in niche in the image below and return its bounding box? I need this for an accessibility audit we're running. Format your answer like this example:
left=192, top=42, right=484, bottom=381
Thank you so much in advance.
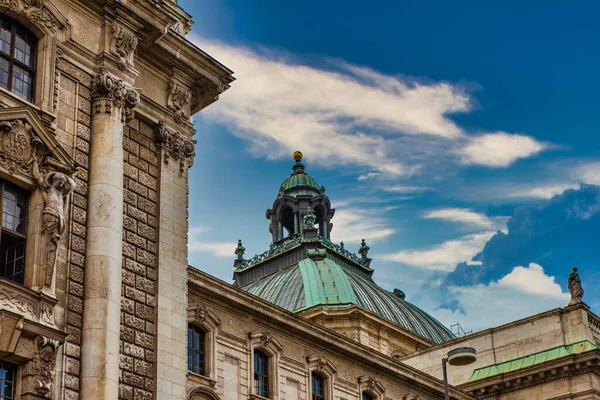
left=32, top=155, right=75, bottom=289
left=568, top=267, right=584, bottom=305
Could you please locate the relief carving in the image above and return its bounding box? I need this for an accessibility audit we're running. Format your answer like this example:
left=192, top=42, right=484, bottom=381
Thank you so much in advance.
left=32, top=155, right=75, bottom=291
left=260, top=332, right=271, bottom=348
left=154, top=121, right=196, bottom=172
left=403, top=395, right=421, bottom=400
left=0, top=0, right=61, bottom=31
left=0, top=288, right=36, bottom=320
left=111, top=22, right=138, bottom=71
left=167, top=80, right=192, bottom=123
left=91, top=67, right=140, bottom=122
left=0, top=119, right=43, bottom=175
left=195, top=304, right=207, bottom=324
left=21, top=336, right=60, bottom=399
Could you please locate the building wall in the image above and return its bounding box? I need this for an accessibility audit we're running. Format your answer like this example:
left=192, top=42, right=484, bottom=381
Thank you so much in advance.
left=402, top=306, right=597, bottom=387
left=187, top=269, right=474, bottom=400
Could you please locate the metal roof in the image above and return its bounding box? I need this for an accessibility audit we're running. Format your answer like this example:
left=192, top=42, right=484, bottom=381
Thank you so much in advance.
left=241, top=256, right=455, bottom=344
left=465, top=340, right=598, bottom=383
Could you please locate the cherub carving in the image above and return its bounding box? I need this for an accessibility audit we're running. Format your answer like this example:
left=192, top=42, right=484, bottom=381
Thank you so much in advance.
left=32, top=155, right=75, bottom=289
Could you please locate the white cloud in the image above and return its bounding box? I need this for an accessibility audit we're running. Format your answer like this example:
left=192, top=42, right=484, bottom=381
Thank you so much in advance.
left=423, top=208, right=507, bottom=230
left=577, top=162, right=600, bottom=185
left=379, top=231, right=495, bottom=271
left=458, top=132, right=548, bottom=167
left=189, top=226, right=236, bottom=258
left=430, top=263, right=569, bottom=331
left=507, top=183, right=575, bottom=199
left=332, top=207, right=395, bottom=244
left=190, top=35, right=476, bottom=176
left=382, top=185, right=431, bottom=193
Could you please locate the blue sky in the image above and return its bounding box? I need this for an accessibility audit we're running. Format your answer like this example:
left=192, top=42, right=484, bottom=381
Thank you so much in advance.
left=182, top=0, right=600, bottom=332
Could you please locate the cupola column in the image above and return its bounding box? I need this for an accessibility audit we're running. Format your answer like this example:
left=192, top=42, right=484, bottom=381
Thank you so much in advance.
left=294, top=212, right=299, bottom=235
left=81, top=66, right=139, bottom=400
left=322, top=218, right=328, bottom=239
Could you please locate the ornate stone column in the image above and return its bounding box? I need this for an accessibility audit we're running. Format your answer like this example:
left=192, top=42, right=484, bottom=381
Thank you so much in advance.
left=80, top=67, right=139, bottom=399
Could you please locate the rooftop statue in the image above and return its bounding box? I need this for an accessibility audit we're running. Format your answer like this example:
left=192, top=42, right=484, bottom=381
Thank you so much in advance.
left=568, top=267, right=584, bottom=305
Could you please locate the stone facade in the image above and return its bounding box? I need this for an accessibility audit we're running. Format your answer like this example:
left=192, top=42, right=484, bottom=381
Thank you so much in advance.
left=0, top=1, right=598, bottom=400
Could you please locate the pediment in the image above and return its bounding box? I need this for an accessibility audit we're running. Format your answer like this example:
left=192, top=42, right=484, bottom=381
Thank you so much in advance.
left=0, top=106, right=75, bottom=185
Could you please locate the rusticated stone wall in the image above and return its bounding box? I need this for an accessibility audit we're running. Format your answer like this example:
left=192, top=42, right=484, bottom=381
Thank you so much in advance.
left=58, top=60, right=93, bottom=400
left=119, top=118, right=159, bottom=400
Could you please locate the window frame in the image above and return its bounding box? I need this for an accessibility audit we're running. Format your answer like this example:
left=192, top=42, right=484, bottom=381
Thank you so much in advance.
left=0, top=179, right=28, bottom=285
left=311, top=372, right=325, bottom=400
left=248, top=331, right=282, bottom=400
left=187, top=324, right=207, bottom=376
left=254, top=349, right=270, bottom=398
left=0, top=15, right=36, bottom=103
left=0, top=361, right=16, bottom=400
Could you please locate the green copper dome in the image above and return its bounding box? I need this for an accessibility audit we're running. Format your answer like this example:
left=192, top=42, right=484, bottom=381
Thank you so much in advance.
left=278, top=151, right=324, bottom=197
left=240, top=256, right=454, bottom=344
left=279, top=172, right=321, bottom=193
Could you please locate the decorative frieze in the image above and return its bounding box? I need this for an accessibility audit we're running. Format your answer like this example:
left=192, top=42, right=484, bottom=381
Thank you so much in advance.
left=154, top=121, right=196, bottom=172
left=21, top=336, right=61, bottom=399
left=91, top=67, right=140, bottom=122
left=167, top=80, right=192, bottom=123
left=110, top=22, right=138, bottom=71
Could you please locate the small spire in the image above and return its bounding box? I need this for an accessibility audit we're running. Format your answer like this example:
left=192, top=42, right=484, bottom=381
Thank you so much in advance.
left=235, top=239, right=245, bottom=260
left=340, top=241, right=344, bottom=249
left=358, top=239, right=370, bottom=259
left=291, top=150, right=305, bottom=175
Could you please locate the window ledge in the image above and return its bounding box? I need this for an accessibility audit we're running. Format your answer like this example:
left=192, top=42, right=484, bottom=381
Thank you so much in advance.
left=186, top=371, right=217, bottom=388
left=249, top=394, right=271, bottom=400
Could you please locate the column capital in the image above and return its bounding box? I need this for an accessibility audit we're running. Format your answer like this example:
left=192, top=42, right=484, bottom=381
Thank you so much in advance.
left=154, top=121, right=196, bottom=172
left=91, top=66, right=140, bottom=122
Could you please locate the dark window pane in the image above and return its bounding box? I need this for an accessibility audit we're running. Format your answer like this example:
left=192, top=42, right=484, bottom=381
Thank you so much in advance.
left=12, top=66, right=33, bottom=101
left=187, top=325, right=206, bottom=376
left=0, top=233, right=26, bottom=285
left=2, top=184, right=28, bottom=234
left=0, top=22, right=11, bottom=56
left=254, top=350, right=269, bottom=397
left=312, top=373, right=325, bottom=400
left=0, top=362, right=15, bottom=400
left=0, top=17, right=36, bottom=101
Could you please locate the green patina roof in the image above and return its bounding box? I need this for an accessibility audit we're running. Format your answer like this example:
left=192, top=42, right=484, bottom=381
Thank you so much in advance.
left=279, top=172, right=321, bottom=195
left=465, top=340, right=598, bottom=383
left=241, top=256, right=455, bottom=344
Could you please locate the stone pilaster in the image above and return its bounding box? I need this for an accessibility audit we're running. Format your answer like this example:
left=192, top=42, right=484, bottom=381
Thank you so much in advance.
left=80, top=67, right=139, bottom=400
left=154, top=121, right=194, bottom=399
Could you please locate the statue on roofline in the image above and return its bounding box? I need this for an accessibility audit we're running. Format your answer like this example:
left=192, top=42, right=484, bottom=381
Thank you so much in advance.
left=568, top=267, right=584, bottom=306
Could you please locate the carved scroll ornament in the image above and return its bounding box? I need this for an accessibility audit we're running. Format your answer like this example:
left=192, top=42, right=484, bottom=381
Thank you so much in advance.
left=0, top=119, right=43, bottom=175
left=154, top=121, right=196, bottom=172
left=111, top=23, right=138, bottom=71
left=21, top=336, right=60, bottom=399
left=167, top=80, right=192, bottom=124
left=0, top=0, right=62, bottom=31
left=92, top=67, right=140, bottom=122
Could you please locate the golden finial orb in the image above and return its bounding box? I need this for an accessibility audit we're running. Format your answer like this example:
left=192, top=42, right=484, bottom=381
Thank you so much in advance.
left=293, top=151, right=303, bottom=162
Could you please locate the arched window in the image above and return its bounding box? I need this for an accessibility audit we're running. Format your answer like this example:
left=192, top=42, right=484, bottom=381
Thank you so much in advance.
left=362, top=393, right=374, bottom=400
left=311, top=373, right=325, bottom=400
left=187, top=325, right=206, bottom=376
left=0, top=180, right=28, bottom=285
left=254, top=350, right=269, bottom=398
left=0, top=16, right=36, bottom=102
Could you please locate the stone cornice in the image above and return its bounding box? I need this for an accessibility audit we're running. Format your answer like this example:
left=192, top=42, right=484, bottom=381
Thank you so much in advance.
left=459, top=350, right=600, bottom=398
left=187, top=267, right=475, bottom=400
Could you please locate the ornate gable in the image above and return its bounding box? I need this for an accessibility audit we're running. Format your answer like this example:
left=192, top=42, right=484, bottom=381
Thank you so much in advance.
left=0, top=106, right=75, bottom=185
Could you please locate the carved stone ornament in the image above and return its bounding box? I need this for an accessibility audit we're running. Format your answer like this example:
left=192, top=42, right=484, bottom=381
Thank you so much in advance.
left=367, top=377, right=376, bottom=391
left=316, top=356, right=326, bottom=373
left=0, top=0, right=63, bottom=32
left=111, top=22, right=138, bottom=71
left=260, top=332, right=271, bottom=349
left=403, top=395, right=421, bottom=400
left=154, top=121, right=196, bottom=172
left=0, top=286, right=36, bottom=320
left=195, top=304, right=207, bottom=324
left=91, top=67, right=140, bottom=122
left=21, top=336, right=60, bottom=399
left=167, top=80, right=192, bottom=124
left=32, top=155, right=75, bottom=290
left=0, top=119, right=43, bottom=175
